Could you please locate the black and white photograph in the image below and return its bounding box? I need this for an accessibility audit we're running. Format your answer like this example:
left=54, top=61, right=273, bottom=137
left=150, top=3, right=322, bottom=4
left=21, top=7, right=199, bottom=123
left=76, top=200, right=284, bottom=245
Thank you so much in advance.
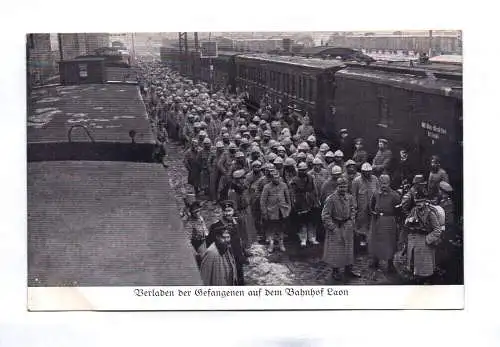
left=26, top=31, right=463, bottom=309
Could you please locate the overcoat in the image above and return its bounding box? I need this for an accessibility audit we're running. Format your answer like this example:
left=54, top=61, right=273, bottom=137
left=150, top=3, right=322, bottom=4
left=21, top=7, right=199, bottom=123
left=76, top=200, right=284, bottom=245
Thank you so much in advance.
left=200, top=243, right=238, bottom=286
left=228, top=187, right=258, bottom=247
left=405, top=204, right=442, bottom=277
left=321, top=191, right=357, bottom=268
left=368, top=189, right=401, bottom=261
left=352, top=175, right=380, bottom=236
left=260, top=181, right=291, bottom=221
left=184, top=149, right=201, bottom=188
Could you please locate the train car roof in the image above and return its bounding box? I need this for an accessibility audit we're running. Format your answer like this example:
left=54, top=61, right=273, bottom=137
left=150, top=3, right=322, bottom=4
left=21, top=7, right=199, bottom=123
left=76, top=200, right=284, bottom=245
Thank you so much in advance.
left=429, top=54, right=462, bottom=65
left=336, top=66, right=462, bottom=98
left=369, top=60, right=463, bottom=73
left=28, top=83, right=153, bottom=144
left=236, top=53, right=346, bottom=70
left=28, top=160, right=202, bottom=286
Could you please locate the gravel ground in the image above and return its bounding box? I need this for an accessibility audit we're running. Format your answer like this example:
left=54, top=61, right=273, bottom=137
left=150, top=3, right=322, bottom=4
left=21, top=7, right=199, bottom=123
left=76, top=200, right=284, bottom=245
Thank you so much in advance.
left=163, top=140, right=401, bottom=286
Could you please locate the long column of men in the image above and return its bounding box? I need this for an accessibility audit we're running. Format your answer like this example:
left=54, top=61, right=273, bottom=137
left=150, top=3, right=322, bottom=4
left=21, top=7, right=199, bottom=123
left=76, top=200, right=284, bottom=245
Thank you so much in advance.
left=137, top=60, right=462, bottom=286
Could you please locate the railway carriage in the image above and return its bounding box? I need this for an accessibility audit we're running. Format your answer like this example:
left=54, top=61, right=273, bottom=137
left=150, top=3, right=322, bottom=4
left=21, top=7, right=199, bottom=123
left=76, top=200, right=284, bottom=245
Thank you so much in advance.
left=234, top=54, right=345, bottom=126
left=333, top=63, right=462, bottom=208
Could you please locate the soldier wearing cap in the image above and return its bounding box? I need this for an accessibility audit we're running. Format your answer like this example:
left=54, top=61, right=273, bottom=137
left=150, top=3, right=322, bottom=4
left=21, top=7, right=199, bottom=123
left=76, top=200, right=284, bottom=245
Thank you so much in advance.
left=322, top=177, right=360, bottom=282
left=260, top=169, right=292, bottom=252
left=338, top=128, right=353, bottom=159
left=229, top=169, right=258, bottom=250
left=353, top=138, right=368, bottom=171
left=352, top=163, right=380, bottom=252
left=320, top=165, right=344, bottom=204
left=184, top=139, right=202, bottom=195
left=291, top=162, right=319, bottom=247
left=392, top=148, right=415, bottom=191
left=296, top=115, right=315, bottom=141
left=427, top=155, right=450, bottom=200
left=372, top=138, right=393, bottom=176
left=368, top=174, right=401, bottom=272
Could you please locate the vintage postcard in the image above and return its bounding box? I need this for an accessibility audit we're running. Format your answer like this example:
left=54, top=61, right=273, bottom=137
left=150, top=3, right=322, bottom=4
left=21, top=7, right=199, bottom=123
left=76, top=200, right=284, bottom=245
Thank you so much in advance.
left=27, top=31, right=463, bottom=311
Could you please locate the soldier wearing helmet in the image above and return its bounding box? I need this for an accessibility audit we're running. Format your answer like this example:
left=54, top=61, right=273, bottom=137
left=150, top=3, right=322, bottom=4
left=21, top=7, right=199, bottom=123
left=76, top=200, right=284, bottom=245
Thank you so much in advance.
left=320, top=165, right=344, bottom=204
left=352, top=163, right=380, bottom=253
left=291, top=161, right=319, bottom=247
left=324, top=151, right=335, bottom=168
left=322, top=176, right=360, bottom=282
left=306, top=135, right=318, bottom=156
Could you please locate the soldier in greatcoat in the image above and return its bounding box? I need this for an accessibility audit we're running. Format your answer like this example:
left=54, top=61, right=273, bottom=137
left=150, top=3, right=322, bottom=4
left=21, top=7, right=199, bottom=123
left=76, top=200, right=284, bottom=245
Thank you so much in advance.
left=352, top=163, right=380, bottom=251
left=321, top=177, right=361, bottom=282
left=260, top=170, right=292, bottom=252
left=320, top=165, right=343, bottom=204
left=228, top=169, right=258, bottom=251
left=290, top=162, right=319, bottom=247
left=427, top=155, right=450, bottom=200
left=402, top=189, right=443, bottom=283
left=368, top=174, right=401, bottom=272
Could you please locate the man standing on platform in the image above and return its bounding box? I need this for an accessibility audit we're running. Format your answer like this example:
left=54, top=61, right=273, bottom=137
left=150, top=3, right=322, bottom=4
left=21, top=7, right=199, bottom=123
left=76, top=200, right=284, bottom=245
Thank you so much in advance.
left=321, top=177, right=361, bottom=282
left=260, top=170, right=291, bottom=253
left=200, top=225, right=238, bottom=286
left=352, top=163, right=380, bottom=252
left=368, top=174, right=401, bottom=273
left=207, top=201, right=246, bottom=285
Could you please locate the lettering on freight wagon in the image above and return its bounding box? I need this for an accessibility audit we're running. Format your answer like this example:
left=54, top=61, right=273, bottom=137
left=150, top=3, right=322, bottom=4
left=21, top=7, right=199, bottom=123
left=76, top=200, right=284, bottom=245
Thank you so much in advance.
left=421, top=121, right=447, bottom=143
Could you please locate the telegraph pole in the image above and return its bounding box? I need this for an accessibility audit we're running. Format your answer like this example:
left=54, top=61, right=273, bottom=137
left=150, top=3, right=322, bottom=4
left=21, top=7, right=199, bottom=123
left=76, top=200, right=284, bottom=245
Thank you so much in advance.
left=57, top=33, right=64, bottom=61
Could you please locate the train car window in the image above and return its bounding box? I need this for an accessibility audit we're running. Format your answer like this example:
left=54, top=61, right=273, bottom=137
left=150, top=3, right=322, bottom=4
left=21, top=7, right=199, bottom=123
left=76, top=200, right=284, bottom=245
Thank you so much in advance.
left=377, top=96, right=390, bottom=127
left=299, top=76, right=304, bottom=99
left=309, top=78, right=314, bottom=101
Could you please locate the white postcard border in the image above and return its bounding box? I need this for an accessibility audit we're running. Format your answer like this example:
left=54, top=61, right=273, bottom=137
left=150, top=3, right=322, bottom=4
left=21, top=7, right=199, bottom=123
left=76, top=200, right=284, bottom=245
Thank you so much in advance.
left=28, top=285, right=464, bottom=311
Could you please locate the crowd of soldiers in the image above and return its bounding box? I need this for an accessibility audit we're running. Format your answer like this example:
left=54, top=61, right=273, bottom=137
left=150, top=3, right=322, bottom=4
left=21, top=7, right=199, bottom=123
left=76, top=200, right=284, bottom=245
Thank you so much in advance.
left=137, top=60, right=462, bottom=286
